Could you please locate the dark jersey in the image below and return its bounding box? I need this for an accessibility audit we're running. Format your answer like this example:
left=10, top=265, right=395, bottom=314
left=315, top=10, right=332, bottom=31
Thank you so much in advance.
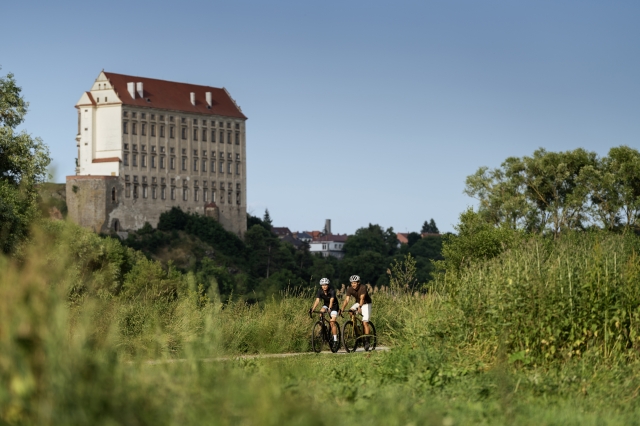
left=316, top=287, right=338, bottom=310
left=346, top=284, right=372, bottom=305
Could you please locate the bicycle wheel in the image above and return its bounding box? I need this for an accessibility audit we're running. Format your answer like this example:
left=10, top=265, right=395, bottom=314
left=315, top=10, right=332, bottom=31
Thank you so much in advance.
left=342, top=321, right=358, bottom=353
left=311, top=321, right=324, bottom=353
left=365, top=321, right=377, bottom=351
left=329, top=321, right=341, bottom=353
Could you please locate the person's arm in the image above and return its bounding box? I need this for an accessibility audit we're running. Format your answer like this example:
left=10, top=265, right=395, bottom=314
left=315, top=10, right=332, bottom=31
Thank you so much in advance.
left=340, top=294, right=351, bottom=311
left=311, top=297, right=320, bottom=312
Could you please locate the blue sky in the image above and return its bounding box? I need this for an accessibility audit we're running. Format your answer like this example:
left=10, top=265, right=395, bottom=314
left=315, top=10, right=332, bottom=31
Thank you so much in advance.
left=3, top=0, right=639, bottom=234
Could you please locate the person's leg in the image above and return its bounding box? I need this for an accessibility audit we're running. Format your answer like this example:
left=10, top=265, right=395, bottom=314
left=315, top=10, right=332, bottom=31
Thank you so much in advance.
left=330, top=312, right=338, bottom=339
left=361, top=304, right=371, bottom=335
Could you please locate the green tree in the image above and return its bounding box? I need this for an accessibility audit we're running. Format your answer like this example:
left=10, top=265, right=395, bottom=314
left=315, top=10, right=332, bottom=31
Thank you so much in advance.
left=420, top=219, right=439, bottom=234
left=343, top=224, right=397, bottom=258
left=0, top=68, right=51, bottom=253
left=262, top=209, right=273, bottom=230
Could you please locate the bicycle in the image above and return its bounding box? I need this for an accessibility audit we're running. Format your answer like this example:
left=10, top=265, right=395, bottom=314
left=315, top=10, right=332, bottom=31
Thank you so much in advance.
left=310, top=310, right=341, bottom=353
left=342, top=309, right=377, bottom=353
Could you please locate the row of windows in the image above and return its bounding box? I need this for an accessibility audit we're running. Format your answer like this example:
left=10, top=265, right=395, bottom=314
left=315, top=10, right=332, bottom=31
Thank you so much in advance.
left=124, top=175, right=239, bottom=191
left=124, top=144, right=240, bottom=161
left=123, top=153, right=241, bottom=174
left=123, top=111, right=241, bottom=130
left=123, top=185, right=241, bottom=204
left=123, top=121, right=241, bottom=144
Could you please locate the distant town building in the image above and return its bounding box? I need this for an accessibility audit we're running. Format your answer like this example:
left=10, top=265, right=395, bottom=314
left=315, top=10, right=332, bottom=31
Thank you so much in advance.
left=309, top=234, right=348, bottom=259
left=294, top=231, right=313, bottom=243
left=66, top=71, right=247, bottom=236
left=271, top=227, right=292, bottom=238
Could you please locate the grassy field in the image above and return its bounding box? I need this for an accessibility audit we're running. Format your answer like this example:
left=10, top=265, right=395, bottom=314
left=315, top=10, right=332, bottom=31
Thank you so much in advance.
left=2, top=221, right=640, bottom=424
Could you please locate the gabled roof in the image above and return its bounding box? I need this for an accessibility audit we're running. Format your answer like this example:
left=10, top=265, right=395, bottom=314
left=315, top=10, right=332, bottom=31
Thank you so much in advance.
left=397, top=233, right=409, bottom=244
left=77, top=91, right=96, bottom=107
left=102, top=72, right=247, bottom=119
left=272, top=227, right=292, bottom=237
left=312, top=234, right=349, bottom=243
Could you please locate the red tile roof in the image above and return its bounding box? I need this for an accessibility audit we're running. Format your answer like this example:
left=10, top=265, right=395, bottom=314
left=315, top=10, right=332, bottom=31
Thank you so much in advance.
left=397, top=233, right=409, bottom=244
left=103, top=72, right=247, bottom=120
left=312, top=234, right=348, bottom=243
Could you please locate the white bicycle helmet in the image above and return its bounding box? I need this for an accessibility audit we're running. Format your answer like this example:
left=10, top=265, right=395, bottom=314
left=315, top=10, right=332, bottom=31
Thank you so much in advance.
left=349, top=275, right=361, bottom=283
left=319, top=278, right=330, bottom=285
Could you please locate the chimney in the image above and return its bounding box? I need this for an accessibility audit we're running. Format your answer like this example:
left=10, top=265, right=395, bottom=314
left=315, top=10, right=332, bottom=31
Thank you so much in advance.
left=136, top=82, right=143, bottom=98
left=205, top=92, right=212, bottom=107
left=190, top=92, right=196, bottom=106
left=324, top=219, right=332, bottom=235
left=127, top=82, right=135, bottom=98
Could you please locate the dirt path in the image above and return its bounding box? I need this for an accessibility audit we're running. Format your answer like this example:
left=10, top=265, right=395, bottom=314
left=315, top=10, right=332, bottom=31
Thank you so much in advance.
left=141, top=346, right=390, bottom=365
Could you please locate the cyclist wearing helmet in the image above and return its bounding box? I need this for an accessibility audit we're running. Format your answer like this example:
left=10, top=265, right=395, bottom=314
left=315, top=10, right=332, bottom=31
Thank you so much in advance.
left=309, top=278, right=339, bottom=343
left=340, top=275, right=372, bottom=338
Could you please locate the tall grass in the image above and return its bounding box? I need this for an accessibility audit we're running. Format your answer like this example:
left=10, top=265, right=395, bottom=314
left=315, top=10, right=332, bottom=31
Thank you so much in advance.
left=438, top=231, right=640, bottom=363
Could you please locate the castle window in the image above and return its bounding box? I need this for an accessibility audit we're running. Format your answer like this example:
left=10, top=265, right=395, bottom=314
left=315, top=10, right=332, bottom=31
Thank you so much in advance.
left=236, top=163, right=241, bottom=175
left=212, top=190, right=216, bottom=203
left=193, top=128, right=198, bottom=141
left=182, top=157, right=187, bottom=171
left=105, top=97, right=108, bottom=102
left=152, top=187, right=157, bottom=199
left=160, top=115, right=164, bottom=120
left=219, top=162, right=224, bottom=173
left=193, top=149, right=198, bottom=156
left=142, top=186, right=148, bottom=198
left=171, top=187, right=176, bottom=200
left=133, top=145, right=137, bottom=151
left=211, top=121, right=216, bottom=127
left=183, top=188, right=188, bottom=201
left=181, top=117, right=186, bottom=124
left=151, top=156, right=156, bottom=168
left=133, top=185, right=138, bottom=199
left=141, top=123, right=146, bottom=136
left=227, top=162, right=232, bottom=174
left=171, top=178, right=175, bottom=186
left=211, top=160, right=215, bottom=172
left=96, top=97, right=99, bottom=103
left=170, top=148, right=175, bottom=154
left=193, top=118, right=197, bottom=124
left=151, top=146, right=156, bottom=153
left=193, top=158, right=198, bottom=171
left=203, top=150, right=207, bottom=157
left=227, top=132, right=231, bottom=144
left=133, top=176, right=138, bottom=183
left=151, top=114, right=155, bottom=120
left=124, top=154, right=129, bottom=166
left=170, top=157, right=176, bottom=170
left=211, top=130, right=216, bottom=142
left=160, top=125, right=165, bottom=137
left=132, top=112, right=137, bottom=118
left=151, top=124, right=156, bottom=137
left=202, top=160, right=207, bottom=172
left=125, top=175, right=130, bottom=181
left=160, top=156, right=165, bottom=169
left=236, top=192, right=241, bottom=205
left=142, top=145, right=146, bottom=151
left=204, top=190, right=208, bottom=202
left=132, top=154, right=137, bottom=167
left=124, top=144, right=129, bottom=150
left=220, top=182, right=225, bottom=189
left=202, top=119, right=207, bottom=125
left=181, top=127, right=187, bottom=140
left=235, top=132, right=239, bottom=145
left=227, top=122, right=231, bottom=128
left=219, top=121, right=223, bottom=127
left=141, top=113, right=146, bottom=119
left=169, top=116, right=174, bottom=122
left=132, top=123, right=137, bottom=135
left=160, top=146, right=165, bottom=153
left=202, top=129, right=207, bottom=142
left=194, top=188, right=199, bottom=201
left=182, top=149, right=187, bottom=155
left=125, top=183, right=131, bottom=198
left=161, top=187, right=166, bottom=200
left=235, top=123, right=240, bottom=130
left=123, top=122, right=128, bottom=134
left=170, top=126, right=175, bottom=138
left=141, top=155, right=147, bottom=167
left=227, top=153, right=232, bottom=160
left=227, top=191, right=232, bottom=204
left=219, top=131, right=224, bottom=143
left=235, top=153, right=240, bottom=160
left=123, top=111, right=128, bottom=117
left=111, top=187, right=117, bottom=203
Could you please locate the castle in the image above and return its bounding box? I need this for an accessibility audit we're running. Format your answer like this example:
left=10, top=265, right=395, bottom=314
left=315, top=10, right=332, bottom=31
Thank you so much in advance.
left=66, top=71, right=248, bottom=236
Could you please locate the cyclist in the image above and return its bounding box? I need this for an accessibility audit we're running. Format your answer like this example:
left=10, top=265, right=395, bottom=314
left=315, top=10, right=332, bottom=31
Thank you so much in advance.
left=309, top=278, right=339, bottom=344
left=340, top=275, right=372, bottom=346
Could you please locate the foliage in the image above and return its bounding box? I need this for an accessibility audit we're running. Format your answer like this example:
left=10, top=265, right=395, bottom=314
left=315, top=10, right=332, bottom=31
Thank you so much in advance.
left=421, top=218, right=439, bottom=234
left=465, top=147, right=640, bottom=236
left=0, top=68, right=51, bottom=254
left=441, top=208, right=521, bottom=274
